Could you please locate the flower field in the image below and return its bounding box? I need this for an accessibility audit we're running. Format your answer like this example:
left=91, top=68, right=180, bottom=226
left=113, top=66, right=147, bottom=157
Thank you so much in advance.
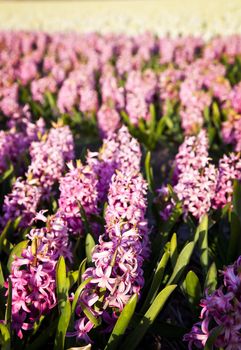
left=1, top=31, right=241, bottom=349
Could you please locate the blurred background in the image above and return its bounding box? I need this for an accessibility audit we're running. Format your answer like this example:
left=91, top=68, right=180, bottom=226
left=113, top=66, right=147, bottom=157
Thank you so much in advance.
left=1, top=0, right=241, bottom=38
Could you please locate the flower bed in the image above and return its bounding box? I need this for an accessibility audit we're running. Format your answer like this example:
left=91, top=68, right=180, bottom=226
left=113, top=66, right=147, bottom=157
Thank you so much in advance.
left=0, top=31, right=241, bottom=349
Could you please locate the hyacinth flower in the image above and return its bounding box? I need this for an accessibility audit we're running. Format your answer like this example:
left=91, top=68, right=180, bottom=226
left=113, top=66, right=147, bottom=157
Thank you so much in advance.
left=97, top=104, right=121, bottom=139
left=86, top=125, right=141, bottom=203
left=212, top=153, right=241, bottom=210
left=159, top=130, right=217, bottom=221
left=70, top=169, right=149, bottom=343
left=1, top=124, right=74, bottom=228
left=6, top=212, right=72, bottom=339
left=184, top=255, right=241, bottom=349
left=58, top=160, right=99, bottom=236
left=222, top=110, right=241, bottom=152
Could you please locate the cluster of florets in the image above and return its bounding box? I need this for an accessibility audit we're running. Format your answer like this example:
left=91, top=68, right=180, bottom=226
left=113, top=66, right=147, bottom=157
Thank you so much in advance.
left=7, top=212, right=71, bottom=339
left=2, top=125, right=74, bottom=228
left=159, top=130, right=217, bottom=221
left=58, top=161, right=99, bottom=235
left=87, top=125, right=141, bottom=203
left=71, top=142, right=149, bottom=342
left=212, top=153, right=241, bottom=209
left=184, top=255, right=241, bottom=349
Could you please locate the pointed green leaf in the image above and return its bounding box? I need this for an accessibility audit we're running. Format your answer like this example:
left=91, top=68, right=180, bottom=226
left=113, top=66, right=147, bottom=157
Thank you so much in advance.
left=227, top=181, right=241, bottom=262
left=0, top=323, right=10, bottom=350
left=70, top=277, right=92, bottom=329
left=0, top=262, right=4, bottom=289
left=7, top=240, right=29, bottom=272
left=0, top=163, right=14, bottom=184
left=5, top=279, right=12, bottom=333
left=105, top=294, right=138, bottom=350
left=123, top=285, right=177, bottom=350
left=204, top=262, right=217, bottom=293
left=78, top=258, right=87, bottom=285
left=67, top=270, right=79, bottom=290
left=85, top=233, right=95, bottom=264
left=167, top=242, right=195, bottom=285
left=184, top=271, right=201, bottom=308
left=80, top=301, right=100, bottom=328
left=170, top=233, right=178, bottom=268
left=196, top=215, right=209, bottom=274
left=144, top=151, right=154, bottom=193
left=141, top=251, right=169, bottom=313
left=56, top=256, right=68, bottom=312
left=0, top=220, right=12, bottom=254
left=54, top=299, right=71, bottom=350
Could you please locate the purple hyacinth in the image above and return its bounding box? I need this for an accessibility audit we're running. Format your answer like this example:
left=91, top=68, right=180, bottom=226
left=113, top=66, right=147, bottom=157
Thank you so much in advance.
left=159, top=130, right=217, bottom=221
left=2, top=176, right=42, bottom=228
left=2, top=125, right=74, bottom=228
left=6, top=212, right=71, bottom=339
left=71, top=169, right=149, bottom=342
left=184, top=256, right=241, bottom=349
left=58, top=161, right=99, bottom=236
left=87, top=125, right=141, bottom=203
left=212, top=153, right=241, bottom=210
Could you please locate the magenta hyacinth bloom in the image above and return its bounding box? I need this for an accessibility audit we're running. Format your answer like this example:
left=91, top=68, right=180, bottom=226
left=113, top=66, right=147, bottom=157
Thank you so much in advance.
left=184, top=256, right=241, bottom=349
left=71, top=169, right=149, bottom=342
left=7, top=211, right=72, bottom=339
left=58, top=161, right=99, bottom=235
left=212, top=153, right=241, bottom=209
left=1, top=125, right=74, bottom=228
left=87, top=125, right=141, bottom=203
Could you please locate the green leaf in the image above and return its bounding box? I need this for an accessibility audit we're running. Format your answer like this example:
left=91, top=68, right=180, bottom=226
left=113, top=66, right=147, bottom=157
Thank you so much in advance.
left=105, top=294, right=138, bottom=350
left=0, top=262, right=4, bottom=289
left=7, top=240, right=29, bottom=272
left=70, top=277, right=92, bottom=329
left=54, top=299, right=71, bottom=350
left=67, top=270, right=79, bottom=290
left=184, top=271, right=201, bottom=308
left=170, top=233, right=178, bottom=268
left=204, top=325, right=223, bottom=350
left=78, top=258, right=87, bottom=285
left=78, top=203, right=91, bottom=234
left=144, top=151, right=154, bottom=192
left=0, top=220, right=12, bottom=254
left=0, top=163, right=14, bottom=184
left=123, top=285, right=177, bottom=350
left=5, top=279, right=12, bottom=333
left=149, top=103, right=156, bottom=135
left=80, top=301, right=100, bottom=328
left=0, top=323, right=10, bottom=350
left=196, top=215, right=209, bottom=274
left=56, top=256, right=68, bottom=313
left=227, top=180, right=241, bottom=262
left=167, top=242, right=195, bottom=285
left=140, top=251, right=169, bottom=313
left=85, top=233, right=96, bottom=264
left=204, top=262, right=217, bottom=293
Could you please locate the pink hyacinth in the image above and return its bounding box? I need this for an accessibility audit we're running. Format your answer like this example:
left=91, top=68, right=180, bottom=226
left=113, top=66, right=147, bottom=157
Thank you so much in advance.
left=2, top=125, right=74, bottom=228
left=71, top=169, right=149, bottom=342
left=222, top=111, right=241, bottom=152
left=159, top=130, right=217, bottom=221
left=212, top=153, right=241, bottom=210
left=184, top=256, right=241, bottom=349
left=87, top=125, right=141, bottom=203
left=7, top=211, right=71, bottom=338
left=2, top=176, right=41, bottom=228
left=97, top=104, right=121, bottom=139
left=58, top=161, right=99, bottom=235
